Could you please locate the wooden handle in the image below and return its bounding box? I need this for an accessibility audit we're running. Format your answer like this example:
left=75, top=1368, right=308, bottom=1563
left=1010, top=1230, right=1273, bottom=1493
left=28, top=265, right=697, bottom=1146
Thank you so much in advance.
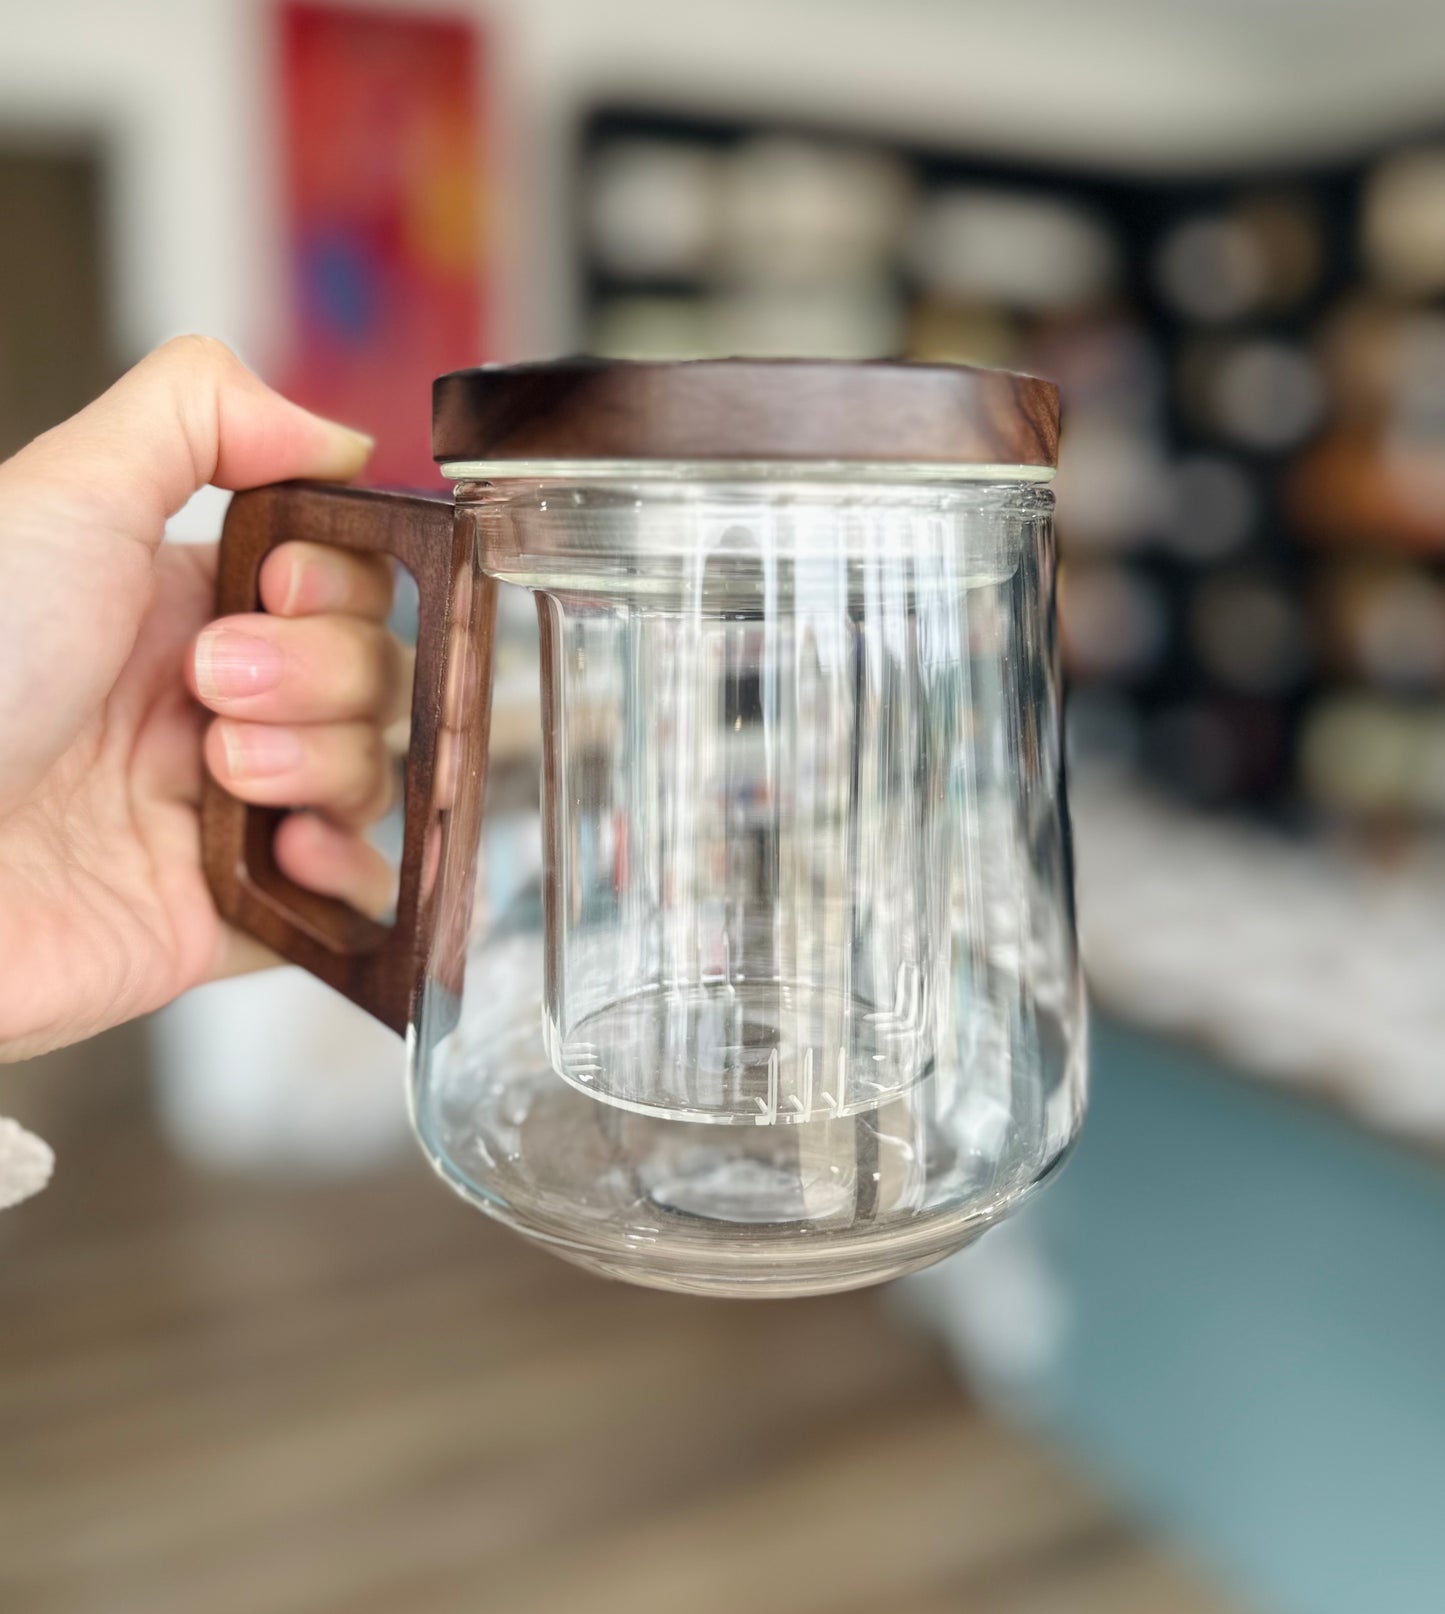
left=201, top=481, right=467, bottom=1034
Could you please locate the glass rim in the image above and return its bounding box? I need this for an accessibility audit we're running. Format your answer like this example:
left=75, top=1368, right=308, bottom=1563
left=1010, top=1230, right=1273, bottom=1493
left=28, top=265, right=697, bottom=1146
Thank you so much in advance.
left=440, top=458, right=1056, bottom=485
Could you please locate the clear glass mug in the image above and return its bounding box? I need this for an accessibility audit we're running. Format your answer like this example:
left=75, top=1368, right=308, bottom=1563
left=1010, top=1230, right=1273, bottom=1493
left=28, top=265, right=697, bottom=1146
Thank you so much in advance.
left=204, top=359, right=1086, bottom=1296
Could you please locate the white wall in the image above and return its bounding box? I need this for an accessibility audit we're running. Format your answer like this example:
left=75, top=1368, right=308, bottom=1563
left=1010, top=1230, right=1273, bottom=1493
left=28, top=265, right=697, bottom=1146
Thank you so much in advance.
left=0, top=0, right=269, bottom=361
left=5, top=0, right=1445, bottom=367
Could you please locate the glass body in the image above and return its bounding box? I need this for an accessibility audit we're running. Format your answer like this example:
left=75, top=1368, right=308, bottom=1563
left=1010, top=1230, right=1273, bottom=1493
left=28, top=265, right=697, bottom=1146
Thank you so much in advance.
left=412, top=467, right=1085, bottom=1297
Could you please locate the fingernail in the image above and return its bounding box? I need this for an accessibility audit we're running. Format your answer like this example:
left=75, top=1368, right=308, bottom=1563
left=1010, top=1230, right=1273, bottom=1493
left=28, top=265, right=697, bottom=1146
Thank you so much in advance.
left=219, top=724, right=304, bottom=779
left=195, top=629, right=284, bottom=702
left=312, top=414, right=375, bottom=461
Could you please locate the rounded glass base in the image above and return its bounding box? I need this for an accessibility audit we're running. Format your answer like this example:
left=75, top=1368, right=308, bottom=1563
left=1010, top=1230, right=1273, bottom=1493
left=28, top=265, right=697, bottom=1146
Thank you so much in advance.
left=411, top=1011, right=1069, bottom=1298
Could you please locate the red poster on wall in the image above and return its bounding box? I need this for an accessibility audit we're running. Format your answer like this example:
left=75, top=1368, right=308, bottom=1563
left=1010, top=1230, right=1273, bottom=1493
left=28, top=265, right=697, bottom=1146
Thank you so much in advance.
left=277, top=2, right=490, bottom=483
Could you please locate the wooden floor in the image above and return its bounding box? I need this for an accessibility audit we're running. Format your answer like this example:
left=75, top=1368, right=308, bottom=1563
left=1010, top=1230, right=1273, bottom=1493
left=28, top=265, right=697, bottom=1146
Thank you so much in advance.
left=0, top=1023, right=1245, bottom=1614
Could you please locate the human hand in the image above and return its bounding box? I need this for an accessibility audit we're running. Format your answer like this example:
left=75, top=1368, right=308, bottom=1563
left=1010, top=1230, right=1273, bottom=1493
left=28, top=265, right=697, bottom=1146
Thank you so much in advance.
left=0, top=337, right=406, bottom=1061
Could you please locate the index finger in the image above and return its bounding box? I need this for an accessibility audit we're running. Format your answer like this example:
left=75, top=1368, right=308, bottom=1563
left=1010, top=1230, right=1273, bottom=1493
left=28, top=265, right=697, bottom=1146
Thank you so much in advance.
left=260, top=541, right=396, bottom=622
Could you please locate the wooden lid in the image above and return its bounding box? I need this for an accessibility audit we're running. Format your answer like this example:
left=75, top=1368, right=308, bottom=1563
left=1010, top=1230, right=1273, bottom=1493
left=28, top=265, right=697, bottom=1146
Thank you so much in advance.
left=432, top=357, right=1059, bottom=471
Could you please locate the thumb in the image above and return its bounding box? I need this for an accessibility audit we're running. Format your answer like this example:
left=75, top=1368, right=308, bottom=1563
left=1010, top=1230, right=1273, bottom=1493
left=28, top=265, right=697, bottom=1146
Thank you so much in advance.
left=0, top=336, right=374, bottom=807
left=5, top=334, right=373, bottom=533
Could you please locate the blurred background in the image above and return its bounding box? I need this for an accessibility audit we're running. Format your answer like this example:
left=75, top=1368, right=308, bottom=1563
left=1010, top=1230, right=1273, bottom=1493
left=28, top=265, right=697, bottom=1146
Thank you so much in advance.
left=5, top=1, right=1445, bottom=1610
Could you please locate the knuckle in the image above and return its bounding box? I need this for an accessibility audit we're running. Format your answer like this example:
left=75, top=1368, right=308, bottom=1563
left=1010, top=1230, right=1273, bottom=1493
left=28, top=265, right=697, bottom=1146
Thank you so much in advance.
left=289, top=621, right=394, bottom=716
left=158, top=332, right=239, bottom=376
left=347, top=624, right=394, bottom=708
left=326, top=728, right=388, bottom=819
left=361, top=734, right=396, bottom=813
left=202, top=717, right=230, bottom=779
left=369, top=556, right=398, bottom=612
left=378, top=631, right=406, bottom=699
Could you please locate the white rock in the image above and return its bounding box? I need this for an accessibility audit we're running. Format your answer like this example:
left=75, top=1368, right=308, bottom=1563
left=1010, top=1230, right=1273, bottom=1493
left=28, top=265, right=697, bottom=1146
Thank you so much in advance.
left=0, top=1117, right=54, bottom=1210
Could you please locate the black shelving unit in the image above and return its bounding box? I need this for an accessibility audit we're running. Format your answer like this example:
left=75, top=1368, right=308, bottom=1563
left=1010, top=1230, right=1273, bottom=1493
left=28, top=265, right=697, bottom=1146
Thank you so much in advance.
left=572, top=104, right=1445, bottom=829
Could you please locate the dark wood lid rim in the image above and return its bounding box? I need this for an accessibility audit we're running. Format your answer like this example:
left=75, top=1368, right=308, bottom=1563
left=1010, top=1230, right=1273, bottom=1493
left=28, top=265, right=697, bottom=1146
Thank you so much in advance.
left=431, top=358, right=1060, bottom=470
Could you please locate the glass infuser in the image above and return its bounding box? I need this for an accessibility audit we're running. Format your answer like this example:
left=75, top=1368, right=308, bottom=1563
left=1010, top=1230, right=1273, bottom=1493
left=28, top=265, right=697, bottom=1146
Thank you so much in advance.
left=204, top=358, right=1085, bottom=1297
